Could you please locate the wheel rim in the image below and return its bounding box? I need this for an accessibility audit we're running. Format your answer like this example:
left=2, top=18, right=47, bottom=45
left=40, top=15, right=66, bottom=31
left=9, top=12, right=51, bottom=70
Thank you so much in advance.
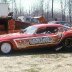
left=64, top=38, right=72, bottom=48
left=1, top=43, right=12, bottom=54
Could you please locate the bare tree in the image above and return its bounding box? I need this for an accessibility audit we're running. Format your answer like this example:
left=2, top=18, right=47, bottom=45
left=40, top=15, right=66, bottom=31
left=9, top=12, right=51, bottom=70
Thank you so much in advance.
left=60, top=0, right=67, bottom=21
left=40, top=0, right=44, bottom=16
left=1, top=0, right=8, bottom=3
left=68, top=0, right=72, bottom=22
left=43, top=0, right=49, bottom=21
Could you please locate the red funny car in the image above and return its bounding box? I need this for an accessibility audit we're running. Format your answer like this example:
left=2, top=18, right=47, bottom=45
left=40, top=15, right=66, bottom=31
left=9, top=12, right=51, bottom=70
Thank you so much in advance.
left=0, top=24, right=72, bottom=54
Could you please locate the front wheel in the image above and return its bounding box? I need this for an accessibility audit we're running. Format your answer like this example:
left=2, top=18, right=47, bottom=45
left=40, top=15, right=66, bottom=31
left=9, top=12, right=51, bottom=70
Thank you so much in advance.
left=0, top=42, right=12, bottom=54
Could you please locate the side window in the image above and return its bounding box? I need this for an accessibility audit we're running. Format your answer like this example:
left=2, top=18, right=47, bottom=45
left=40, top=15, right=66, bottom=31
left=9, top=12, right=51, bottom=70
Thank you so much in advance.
left=45, top=27, right=58, bottom=33
left=36, top=27, right=46, bottom=34
left=36, top=27, right=58, bottom=34
left=26, top=18, right=31, bottom=23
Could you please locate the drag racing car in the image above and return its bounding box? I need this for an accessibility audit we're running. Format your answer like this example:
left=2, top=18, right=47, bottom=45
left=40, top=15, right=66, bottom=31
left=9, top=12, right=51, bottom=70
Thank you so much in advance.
left=0, top=24, right=72, bottom=54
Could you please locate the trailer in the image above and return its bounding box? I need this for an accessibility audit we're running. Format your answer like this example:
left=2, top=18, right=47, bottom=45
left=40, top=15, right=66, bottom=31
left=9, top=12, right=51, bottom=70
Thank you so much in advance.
left=0, top=3, right=9, bottom=17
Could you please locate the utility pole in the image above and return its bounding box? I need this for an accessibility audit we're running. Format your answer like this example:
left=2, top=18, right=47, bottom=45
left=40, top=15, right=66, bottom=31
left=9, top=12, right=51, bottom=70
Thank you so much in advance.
left=52, top=0, right=54, bottom=19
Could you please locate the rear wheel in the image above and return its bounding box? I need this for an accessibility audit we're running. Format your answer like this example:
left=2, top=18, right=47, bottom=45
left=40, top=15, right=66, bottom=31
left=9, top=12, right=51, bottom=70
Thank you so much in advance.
left=55, top=38, right=72, bottom=51
left=62, top=38, right=72, bottom=50
left=0, top=42, right=12, bottom=54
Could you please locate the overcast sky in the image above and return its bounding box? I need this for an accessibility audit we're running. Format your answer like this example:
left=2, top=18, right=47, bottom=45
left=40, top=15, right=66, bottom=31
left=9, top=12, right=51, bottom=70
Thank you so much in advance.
left=9, top=0, right=62, bottom=12
left=0, top=0, right=66, bottom=13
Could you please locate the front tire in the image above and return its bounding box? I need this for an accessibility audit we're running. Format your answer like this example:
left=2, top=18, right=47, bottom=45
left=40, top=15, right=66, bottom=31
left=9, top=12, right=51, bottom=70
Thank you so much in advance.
left=0, top=42, right=12, bottom=54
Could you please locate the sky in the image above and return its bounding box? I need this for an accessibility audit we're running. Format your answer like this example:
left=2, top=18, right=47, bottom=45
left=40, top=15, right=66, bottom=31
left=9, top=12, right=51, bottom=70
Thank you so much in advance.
left=11, top=0, right=62, bottom=13
left=12, top=0, right=39, bottom=12
left=0, top=0, right=65, bottom=13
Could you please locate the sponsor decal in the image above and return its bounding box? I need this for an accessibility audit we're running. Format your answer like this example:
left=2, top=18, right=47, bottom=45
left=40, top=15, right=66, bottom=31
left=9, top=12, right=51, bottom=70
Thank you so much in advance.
left=29, top=37, right=52, bottom=45
left=14, top=36, right=52, bottom=48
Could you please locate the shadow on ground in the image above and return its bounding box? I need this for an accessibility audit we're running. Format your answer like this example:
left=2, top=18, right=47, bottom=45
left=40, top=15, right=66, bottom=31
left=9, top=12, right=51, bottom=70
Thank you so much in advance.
left=0, top=47, right=72, bottom=56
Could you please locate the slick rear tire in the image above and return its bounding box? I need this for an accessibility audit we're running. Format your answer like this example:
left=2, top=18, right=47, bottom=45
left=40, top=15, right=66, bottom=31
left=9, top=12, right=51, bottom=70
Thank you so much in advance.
left=0, top=42, right=12, bottom=54
left=62, top=38, right=72, bottom=51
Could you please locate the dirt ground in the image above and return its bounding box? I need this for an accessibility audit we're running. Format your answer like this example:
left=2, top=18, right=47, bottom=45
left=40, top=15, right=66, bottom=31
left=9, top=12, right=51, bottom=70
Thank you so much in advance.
left=0, top=48, right=72, bottom=72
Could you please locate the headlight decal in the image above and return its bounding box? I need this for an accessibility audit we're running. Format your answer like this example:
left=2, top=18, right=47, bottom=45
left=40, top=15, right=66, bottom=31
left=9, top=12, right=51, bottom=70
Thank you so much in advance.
left=13, top=38, right=29, bottom=48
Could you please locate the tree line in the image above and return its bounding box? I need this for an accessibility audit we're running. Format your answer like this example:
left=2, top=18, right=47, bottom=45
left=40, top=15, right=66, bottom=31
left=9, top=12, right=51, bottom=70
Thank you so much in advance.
left=1, top=0, right=72, bottom=22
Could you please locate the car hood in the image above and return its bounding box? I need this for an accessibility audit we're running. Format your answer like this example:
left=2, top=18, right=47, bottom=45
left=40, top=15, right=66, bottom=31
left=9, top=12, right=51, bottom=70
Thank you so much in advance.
left=0, top=32, right=32, bottom=40
left=0, top=32, right=59, bottom=41
left=0, top=33, right=20, bottom=38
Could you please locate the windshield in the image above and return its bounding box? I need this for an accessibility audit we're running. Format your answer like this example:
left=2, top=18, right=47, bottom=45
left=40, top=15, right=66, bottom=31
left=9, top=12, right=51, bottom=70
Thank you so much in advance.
left=21, top=26, right=37, bottom=34
left=31, top=18, right=39, bottom=23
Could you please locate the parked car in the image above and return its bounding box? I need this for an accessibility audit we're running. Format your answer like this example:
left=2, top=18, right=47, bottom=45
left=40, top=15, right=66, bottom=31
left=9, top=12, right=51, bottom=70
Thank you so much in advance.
left=24, top=16, right=47, bottom=24
left=15, top=16, right=47, bottom=30
left=0, top=24, right=72, bottom=54
left=48, top=21, right=72, bottom=27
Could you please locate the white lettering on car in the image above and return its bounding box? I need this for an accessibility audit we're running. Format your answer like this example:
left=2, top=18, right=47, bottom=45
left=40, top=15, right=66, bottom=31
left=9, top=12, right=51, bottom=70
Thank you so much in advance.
left=29, top=37, right=52, bottom=45
left=13, top=37, right=52, bottom=48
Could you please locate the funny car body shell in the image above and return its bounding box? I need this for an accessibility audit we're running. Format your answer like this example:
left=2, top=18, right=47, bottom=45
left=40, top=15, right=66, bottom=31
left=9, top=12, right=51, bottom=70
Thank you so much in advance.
left=0, top=24, right=72, bottom=54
